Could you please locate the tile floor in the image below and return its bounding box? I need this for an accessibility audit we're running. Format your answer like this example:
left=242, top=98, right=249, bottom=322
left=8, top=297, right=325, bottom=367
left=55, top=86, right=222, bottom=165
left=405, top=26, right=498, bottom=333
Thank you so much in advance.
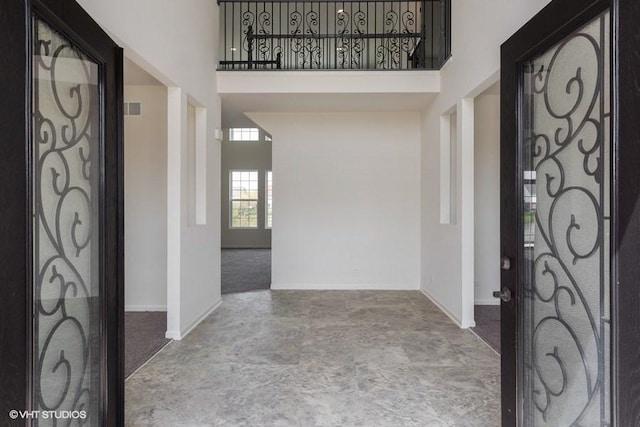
left=125, top=290, right=500, bottom=426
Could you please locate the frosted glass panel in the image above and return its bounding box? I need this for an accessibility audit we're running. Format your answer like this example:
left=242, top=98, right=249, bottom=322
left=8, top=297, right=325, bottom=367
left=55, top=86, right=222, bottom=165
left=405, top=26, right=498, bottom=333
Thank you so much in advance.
left=522, top=11, right=611, bottom=426
left=32, top=18, right=102, bottom=425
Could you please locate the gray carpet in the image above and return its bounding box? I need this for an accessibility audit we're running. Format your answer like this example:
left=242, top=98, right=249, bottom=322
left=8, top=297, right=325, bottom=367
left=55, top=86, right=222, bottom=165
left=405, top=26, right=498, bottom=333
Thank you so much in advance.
left=221, top=249, right=271, bottom=294
left=472, top=305, right=501, bottom=354
left=125, top=312, right=170, bottom=378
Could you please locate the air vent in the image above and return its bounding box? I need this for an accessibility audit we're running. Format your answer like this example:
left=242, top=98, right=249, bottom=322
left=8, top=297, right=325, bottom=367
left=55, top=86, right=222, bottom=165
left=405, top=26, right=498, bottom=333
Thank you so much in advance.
left=124, top=102, right=142, bottom=116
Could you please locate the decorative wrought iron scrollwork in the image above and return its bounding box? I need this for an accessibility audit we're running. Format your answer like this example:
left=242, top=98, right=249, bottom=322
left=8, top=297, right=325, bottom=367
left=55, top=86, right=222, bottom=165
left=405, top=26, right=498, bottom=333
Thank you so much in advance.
left=33, top=18, right=100, bottom=425
left=305, top=10, right=319, bottom=36
left=222, top=1, right=428, bottom=70
left=353, top=9, right=367, bottom=35
left=523, top=12, right=610, bottom=426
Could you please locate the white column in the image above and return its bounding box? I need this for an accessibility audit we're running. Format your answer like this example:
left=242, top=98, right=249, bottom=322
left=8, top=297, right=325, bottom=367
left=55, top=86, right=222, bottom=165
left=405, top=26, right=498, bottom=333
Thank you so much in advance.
left=459, top=97, right=476, bottom=328
left=166, top=87, right=187, bottom=339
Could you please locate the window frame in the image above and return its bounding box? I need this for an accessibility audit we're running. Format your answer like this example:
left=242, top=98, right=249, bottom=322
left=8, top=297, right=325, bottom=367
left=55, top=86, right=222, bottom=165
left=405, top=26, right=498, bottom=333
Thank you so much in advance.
left=265, top=170, right=272, bottom=229
left=229, top=169, right=260, bottom=229
left=228, top=127, right=260, bottom=142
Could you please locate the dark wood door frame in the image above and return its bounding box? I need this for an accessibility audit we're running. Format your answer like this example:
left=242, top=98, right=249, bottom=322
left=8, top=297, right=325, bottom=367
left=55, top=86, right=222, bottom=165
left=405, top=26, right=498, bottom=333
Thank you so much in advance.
left=0, top=0, right=124, bottom=425
left=501, top=0, right=640, bottom=425
left=612, top=0, right=640, bottom=424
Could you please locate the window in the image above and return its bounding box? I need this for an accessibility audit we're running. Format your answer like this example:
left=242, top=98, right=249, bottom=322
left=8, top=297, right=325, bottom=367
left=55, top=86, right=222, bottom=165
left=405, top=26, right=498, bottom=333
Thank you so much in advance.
left=229, top=128, right=260, bottom=142
left=230, top=170, right=259, bottom=228
left=266, top=171, right=273, bottom=228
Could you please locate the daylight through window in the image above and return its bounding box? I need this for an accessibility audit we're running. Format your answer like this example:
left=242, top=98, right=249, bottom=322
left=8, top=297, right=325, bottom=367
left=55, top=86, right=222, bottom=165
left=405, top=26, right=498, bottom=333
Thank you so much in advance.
left=266, top=171, right=273, bottom=228
left=230, top=170, right=259, bottom=228
left=229, top=128, right=260, bottom=141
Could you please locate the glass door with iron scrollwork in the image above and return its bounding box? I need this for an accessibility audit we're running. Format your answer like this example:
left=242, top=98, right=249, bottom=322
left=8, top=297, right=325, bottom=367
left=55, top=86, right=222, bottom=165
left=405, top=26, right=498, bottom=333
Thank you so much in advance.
left=521, top=10, right=611, bottom=426
left=32, top=17, right=102, bottom=424
left=0, top=0, right=122, bottom=422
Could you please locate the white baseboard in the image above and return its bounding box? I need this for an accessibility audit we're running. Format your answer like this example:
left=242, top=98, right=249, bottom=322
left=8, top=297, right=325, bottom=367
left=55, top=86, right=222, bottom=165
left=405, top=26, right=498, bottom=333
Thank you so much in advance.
left=221, top=246, right=271, bottom=249
left=125, top=340, right=173, bottom=381
left=165, top=299, right=222, bottom=340
left=125, top=305, right=167, bottom=312
left=474, top=299, right=500, bottom=306
left=270, top=283, right=419, bottom=291
left=419, top=288, right=476, bottom=329
left=461, top=319, right=476, bottom=328
left=469, top=328, right=501, bottom=356
left=164, top=330, right=181, bottom=340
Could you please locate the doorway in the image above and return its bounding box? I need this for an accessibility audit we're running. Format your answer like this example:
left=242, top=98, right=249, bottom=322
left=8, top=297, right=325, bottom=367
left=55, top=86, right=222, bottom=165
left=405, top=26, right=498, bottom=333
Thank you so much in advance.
left=122, top=58, right=171, bottom=378
left=220, top=126, right=273, bottom=294
left=472, top=80, right=501, bottom=353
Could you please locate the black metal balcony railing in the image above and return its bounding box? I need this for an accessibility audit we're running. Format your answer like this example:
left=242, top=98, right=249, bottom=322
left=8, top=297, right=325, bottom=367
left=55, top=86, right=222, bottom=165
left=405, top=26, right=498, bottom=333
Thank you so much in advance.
left=218, top=0, right=451, bottom=71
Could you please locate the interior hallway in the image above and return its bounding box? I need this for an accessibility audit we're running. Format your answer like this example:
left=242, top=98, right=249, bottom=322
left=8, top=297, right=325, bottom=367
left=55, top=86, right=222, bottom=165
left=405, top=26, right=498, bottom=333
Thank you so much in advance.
left=125, top=290, right=499, bottom=426
left=221, top=249, right=271, bottom=294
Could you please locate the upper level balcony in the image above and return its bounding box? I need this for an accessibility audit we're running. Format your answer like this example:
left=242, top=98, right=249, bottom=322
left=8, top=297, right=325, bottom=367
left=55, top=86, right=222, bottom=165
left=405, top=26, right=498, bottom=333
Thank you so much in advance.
left=218, top=0, right=451, bottom=71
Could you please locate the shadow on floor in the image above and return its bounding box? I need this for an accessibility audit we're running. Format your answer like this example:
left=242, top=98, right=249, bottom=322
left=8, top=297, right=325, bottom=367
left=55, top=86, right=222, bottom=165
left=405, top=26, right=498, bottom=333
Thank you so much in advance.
left=222, top=248, right=271, bottom=294
left=472, top=305, right=500, bottom=354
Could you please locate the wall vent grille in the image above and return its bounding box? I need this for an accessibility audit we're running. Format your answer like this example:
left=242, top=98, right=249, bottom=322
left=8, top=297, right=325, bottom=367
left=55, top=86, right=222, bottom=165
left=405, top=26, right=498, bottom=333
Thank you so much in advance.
left=124, top=102, right=142, bottom=116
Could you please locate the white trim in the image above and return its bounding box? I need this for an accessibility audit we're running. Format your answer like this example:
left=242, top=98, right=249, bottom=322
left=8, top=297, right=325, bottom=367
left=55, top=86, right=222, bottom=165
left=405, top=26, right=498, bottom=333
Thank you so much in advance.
left=474, top=299, right=500, bottom=306
left=229, top=169, right=260, bottom=229
left=165, top=299, right=222, bottom=340
left=217, top=70, right=440, bottom=95
left=125, top=305, right=167, bottom=312
left=221, top=246, right=272, bottom=249
left=439, top=113, right=453, bottom=224
left=419, top=288, right=476, bottom=329
left=459, top=98, right=476, bottom=330
left=469, top=328, right=500, bottom=357
left=271, top=283, right=419, bottom=291
left=167, top=87, right=188, bottom=344
left=265, top=170, right=272, bottom=229
left=125, top=340, right=173, bottom=381
left=194, top=106, right=208, bottom=225
left=166, top=87, right=185, bottom=342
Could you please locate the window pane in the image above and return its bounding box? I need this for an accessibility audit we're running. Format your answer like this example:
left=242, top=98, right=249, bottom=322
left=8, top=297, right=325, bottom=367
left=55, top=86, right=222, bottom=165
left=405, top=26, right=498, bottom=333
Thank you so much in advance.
left=228, top=127, right=260, bottom=142
left=231, top=200, right=258, bottom=228
left=266, top=171, right=273, bottom=228
left=521, top=12, right=610, bottom=425
left=230, top=170, right=259, bottom=228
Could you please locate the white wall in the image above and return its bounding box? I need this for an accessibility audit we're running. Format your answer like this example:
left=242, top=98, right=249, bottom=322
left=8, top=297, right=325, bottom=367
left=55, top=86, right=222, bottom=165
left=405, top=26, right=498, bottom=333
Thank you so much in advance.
left=420, top=0, right=552, bottom=327
left=474, top=93, right=501, bottom=305
left=250, top=112, right=421, bottom=290
left=77, top=0, right=222, bottom=339
left=124, top=85, right=167, bottom=311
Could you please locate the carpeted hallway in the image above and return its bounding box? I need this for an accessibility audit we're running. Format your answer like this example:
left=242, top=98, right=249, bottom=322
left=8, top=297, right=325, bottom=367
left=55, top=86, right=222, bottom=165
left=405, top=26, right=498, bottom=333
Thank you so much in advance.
left=125, top=290, right=500, bottom=425
left=125, top=312, right=171, bottom=378
left=221, top=248, right=271, bottom=294
left=471, top=305, right=500, bottom=354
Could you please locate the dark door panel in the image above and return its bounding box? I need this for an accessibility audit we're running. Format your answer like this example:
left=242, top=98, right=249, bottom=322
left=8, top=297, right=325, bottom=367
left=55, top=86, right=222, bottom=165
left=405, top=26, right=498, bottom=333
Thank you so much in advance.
left=0, top=0, right=123, bottom=425
left=500, top=0, right=640, bottom=425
